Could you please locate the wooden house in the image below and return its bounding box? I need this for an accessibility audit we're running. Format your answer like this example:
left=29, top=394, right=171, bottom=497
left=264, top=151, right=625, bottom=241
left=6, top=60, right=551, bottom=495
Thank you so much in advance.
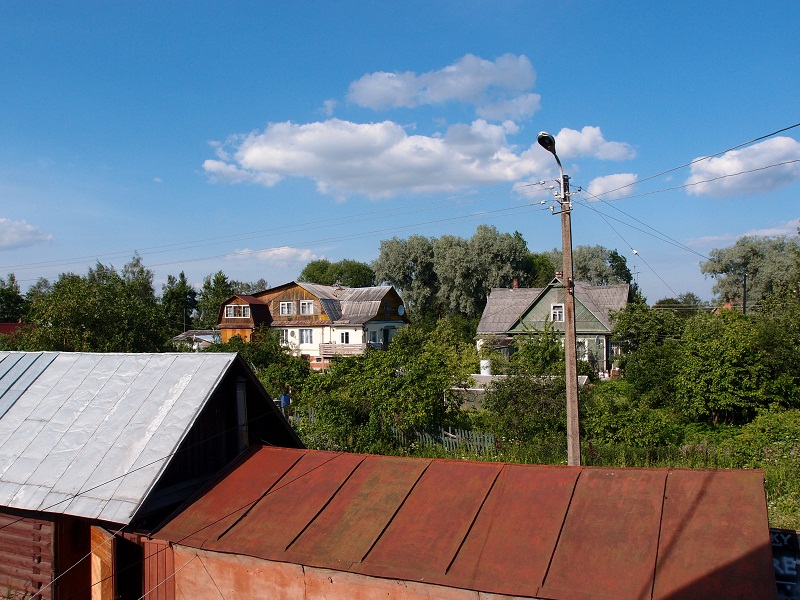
left=216, top=281, right=409, bottom=370
left=477, top=277, right=629, bottom=374
left=0, top=351, right=301, bottom=599
left=146, top=446, right=776, bottom=599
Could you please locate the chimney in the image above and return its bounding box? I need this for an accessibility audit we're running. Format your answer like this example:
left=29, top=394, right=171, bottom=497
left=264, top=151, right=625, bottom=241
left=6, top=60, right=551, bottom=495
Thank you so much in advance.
left=512, top=277, right=519, bottom=289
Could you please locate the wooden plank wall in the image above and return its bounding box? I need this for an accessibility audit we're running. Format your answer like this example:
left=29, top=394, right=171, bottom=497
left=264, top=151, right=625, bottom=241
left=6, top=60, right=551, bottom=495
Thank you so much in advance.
left=0, top=510, right=54, bottom=599
left=143, top=538, right=175, bottom=600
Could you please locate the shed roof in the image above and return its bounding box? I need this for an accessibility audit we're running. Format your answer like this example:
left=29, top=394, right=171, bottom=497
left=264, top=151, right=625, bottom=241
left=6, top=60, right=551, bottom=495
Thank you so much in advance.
left=155, top=446, right=775, bottom=600
left=0, top=351, right=245, bottom=524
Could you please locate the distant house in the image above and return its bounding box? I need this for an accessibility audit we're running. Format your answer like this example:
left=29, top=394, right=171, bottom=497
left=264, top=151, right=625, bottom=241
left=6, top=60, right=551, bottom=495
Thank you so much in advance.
left=216, top=281, right=409, bottom=370
left=0, top=351, right=301, bottom=599
left=477, top=277, right=629, bottom=374
left=170, top=328, right=220, bottom=351
left=147, top=445, right=776, bottom=599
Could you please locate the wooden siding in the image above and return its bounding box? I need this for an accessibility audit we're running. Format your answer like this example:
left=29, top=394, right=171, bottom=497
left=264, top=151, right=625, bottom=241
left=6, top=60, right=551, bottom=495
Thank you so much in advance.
left=0, top=510, right=53, bottom=599
left=143, top=539, right=175, bottom=600
left=510, top=287, right=608, bottom=335
left=261, top=287, right=332, bottom=326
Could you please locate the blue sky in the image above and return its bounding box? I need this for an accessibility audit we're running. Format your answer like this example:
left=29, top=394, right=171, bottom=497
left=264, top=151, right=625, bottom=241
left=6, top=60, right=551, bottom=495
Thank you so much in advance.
left=1, top=1, right=799, bottom=302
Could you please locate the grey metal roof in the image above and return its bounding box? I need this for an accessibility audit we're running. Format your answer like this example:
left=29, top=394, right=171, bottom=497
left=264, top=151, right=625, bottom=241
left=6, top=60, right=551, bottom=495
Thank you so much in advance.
left=578, top=283, right=629, bottom=330
left=477, top=288, right=542, bottom=334
left=295, top=282, right=397, bottom=325
left=0, top=351, right=239, bottom=524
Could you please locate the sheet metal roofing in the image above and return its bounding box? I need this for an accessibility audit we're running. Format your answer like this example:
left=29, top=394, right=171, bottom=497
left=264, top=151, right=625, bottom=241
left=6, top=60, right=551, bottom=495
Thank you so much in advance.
left=0, top=351, right=240, bottom=524
left=156, top=446, right=775, bottom=600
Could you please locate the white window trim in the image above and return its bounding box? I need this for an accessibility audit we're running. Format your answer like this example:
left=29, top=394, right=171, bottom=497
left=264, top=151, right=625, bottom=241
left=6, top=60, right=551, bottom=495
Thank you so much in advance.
left=300, top=300, right=314, bottom=315
left=551, top=303, right=564, bottom=322
left=225, top=305, right=250, bottom=318
left=279, top=301, right=294, bottom=316
left=340, top=331, right=350, bottom=344
left=299, top=328, right=313, bottom=344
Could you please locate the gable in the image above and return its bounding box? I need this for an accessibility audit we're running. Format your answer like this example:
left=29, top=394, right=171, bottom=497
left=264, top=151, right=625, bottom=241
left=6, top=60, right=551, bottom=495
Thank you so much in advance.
left=0, top=351, right=299, bottom=525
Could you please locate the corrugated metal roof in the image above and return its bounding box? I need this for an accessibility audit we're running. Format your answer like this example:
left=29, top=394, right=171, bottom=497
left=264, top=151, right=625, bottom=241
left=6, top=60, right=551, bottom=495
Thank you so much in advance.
left=155, top=446, right=775, bottom=599
left=0, top=351, right=240, bottom=524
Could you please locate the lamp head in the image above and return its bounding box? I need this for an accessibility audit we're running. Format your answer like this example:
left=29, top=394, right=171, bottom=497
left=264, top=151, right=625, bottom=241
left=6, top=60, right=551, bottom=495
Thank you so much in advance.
left=537, top=131, right=557, bottom=156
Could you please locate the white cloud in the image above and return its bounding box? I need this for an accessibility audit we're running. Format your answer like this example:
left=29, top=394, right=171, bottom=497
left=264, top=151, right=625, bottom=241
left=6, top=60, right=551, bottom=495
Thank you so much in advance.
left=555, top=126, right=636, bottom=161
left=321, top=99, right=337, bottom=117
left=587, top=173, right=638, bottom=200
left=226, top=246, right=320, bottom=267
left=347, top=54, right=539, bottom=121
left=0, top=217, right=53, bottom=249
left=685, top=137, right=800, bottom=198
left=687, top=218, right=800, bottom=247
left=206, top=117, right=555, bottom=198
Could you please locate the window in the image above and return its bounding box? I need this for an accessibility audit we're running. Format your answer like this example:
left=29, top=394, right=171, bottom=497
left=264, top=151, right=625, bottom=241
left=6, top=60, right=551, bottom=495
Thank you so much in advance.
left=340, top=331, right=350, bottom=344
left=225, top=305, right=250, bottom=318
left=300, top=300, right=314, bottom=315
left=551, top=304, right=564, bottom=322
left=279, top=301, right=294, bottom=316
left=369, top=330, right=379, bottom=344
left=299, top=329, right=313, bottom=344
left=279, top=329, right=290, bottom=344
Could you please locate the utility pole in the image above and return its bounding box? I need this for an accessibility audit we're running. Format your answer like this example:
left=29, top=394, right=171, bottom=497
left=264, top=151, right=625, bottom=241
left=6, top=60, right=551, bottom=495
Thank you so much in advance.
left=538, top=132, right=581, bottom=466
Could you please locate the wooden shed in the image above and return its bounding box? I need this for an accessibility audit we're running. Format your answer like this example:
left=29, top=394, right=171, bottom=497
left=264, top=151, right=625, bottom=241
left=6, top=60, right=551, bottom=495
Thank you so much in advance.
left=0, top=351, right=301, bottom=599
left=149, top=446, right=776, bottom=599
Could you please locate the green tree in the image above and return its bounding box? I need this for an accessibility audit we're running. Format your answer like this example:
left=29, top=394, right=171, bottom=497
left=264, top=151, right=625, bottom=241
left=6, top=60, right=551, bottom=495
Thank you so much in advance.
left=373, top=235, right=437, bottom=319
left=22, top=257, right=164, bottom=352
left=299, top=259, right=375, bottom=287
left=296, top=320, right=477, bottom=452
left=205, top=327, right=310, bottom=398
left=611, top=298, right=684, bottom=354
left=700, top=235, right=800, bottom=309
left=161, top=271, right=198, bottom=337
left=548, top=245, right=635, bottom=289
left=231, top=278, right=268, bottom=294
left=0, top=274, right=25, bottom=322
left=195, top=271, right=235, bottom=329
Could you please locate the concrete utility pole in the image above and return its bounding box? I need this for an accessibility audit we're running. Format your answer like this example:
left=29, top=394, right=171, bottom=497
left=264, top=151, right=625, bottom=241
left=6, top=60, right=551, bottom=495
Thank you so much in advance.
left=538, top=132, right=581, bottom=466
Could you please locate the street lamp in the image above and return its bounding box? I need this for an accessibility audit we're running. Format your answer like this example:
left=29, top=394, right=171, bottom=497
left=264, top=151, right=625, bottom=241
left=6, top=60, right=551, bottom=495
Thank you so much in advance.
left=538, top=131, right=581, bottom=466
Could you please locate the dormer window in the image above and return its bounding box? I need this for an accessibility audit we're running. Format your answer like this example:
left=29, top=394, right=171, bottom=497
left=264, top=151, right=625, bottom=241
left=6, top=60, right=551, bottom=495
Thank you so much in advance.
left=225, top=305, right=250, bottom=318
left=551, top=304, right=564, bottom=322
left=279, top=302, right=294, bottom=316
left=300, top=300, right=314, bottom=315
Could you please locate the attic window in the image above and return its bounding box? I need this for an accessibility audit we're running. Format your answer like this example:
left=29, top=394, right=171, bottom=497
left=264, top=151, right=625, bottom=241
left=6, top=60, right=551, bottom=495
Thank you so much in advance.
left=225, top=305, right=250, bottom=318
left=300, top=300, right=314, bottom=315
left=551, top=304, right=564, bottom=322
left=279, top=302, right=294, bottom=316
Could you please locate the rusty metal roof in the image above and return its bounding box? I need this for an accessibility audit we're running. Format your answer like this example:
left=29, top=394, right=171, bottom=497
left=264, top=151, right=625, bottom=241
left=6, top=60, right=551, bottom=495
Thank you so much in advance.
left=155, top=446, right=775, bottom=599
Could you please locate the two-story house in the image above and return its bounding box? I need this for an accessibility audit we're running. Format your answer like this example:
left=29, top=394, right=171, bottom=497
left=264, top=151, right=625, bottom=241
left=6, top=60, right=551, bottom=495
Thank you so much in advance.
left=216, top=281, right=409, bottom=370
left=476, top=277, right=629, bottom=375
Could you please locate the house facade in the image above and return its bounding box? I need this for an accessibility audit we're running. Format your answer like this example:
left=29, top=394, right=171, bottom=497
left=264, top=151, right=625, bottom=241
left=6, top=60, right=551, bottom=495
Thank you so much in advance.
left=476, top=277, right=629, bottom=374
left=216, top=281, right=409, bottom=370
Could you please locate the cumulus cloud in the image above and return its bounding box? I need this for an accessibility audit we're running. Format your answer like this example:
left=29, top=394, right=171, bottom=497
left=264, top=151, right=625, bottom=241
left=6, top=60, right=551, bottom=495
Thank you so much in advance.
left=587, top=173, right=638, bottom=200
left=0, top=217, right=53, bottom=249
left=347, top=54, right=540, bottom=121
left=685, top=137, right=800, bottom=198
left=226, top=246, right=319, bottom=267
left=205, top=118, right=556, bottom=198
left=555, top=126, right=636, bottom=161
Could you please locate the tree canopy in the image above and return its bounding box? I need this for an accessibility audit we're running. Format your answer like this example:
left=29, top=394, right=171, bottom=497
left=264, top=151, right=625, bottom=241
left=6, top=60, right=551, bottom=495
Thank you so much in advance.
left=0, top=274, right=25, bottom=322
left=298, top=258, right=375, bottom=287
left=701, top=235, right=800, bottom=309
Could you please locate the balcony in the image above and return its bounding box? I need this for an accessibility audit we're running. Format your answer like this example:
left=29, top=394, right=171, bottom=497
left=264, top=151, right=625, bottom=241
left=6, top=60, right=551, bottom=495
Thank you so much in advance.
left=318, top=342, right=368, bottom=357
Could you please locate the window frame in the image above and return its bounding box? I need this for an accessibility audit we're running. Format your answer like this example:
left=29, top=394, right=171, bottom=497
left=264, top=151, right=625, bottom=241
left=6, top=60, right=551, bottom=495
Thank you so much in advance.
left=551, top=303, right=565, bottom=322
left=299, top=300, right=314, bottom=315
left=279, top=301, right=294, bottom=316
left=340, top=331, right=350, bottom=344
left=225, top=305, right=250, bottom=319
left=299, top=328, right=313, bottom=344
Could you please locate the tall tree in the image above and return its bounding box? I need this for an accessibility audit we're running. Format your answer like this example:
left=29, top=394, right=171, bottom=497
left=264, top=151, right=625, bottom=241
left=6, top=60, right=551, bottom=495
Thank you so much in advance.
left=373, top=235, right=437, bottom=319
left=161, top=271, right=198, bottom=336
left=299, top=259, right=375, bottom=287
left=548, top=245, right=634, bottom=287
left=231, top=278, right=268, bottom=294
left=23, top=257, right=164, bottom=352
left=700, top=235, right=800, bottom=309
left=195, top=271, right=235, bottom=329
left=0, top=274, right=25, bottom=322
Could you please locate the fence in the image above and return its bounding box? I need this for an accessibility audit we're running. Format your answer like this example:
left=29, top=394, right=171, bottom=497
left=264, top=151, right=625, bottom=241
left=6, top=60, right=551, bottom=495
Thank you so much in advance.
left=396, top=427, right=496, bottom=455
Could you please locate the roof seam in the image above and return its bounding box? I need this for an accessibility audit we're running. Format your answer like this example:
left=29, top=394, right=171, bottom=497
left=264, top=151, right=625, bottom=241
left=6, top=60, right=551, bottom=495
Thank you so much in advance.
left=444, top=463, right=504, bottom=575
left=540, top=467, right=583, bottom=593
left=648, top=469, right=671, bottom=600
left=358, top=458, right=433, bottom=565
